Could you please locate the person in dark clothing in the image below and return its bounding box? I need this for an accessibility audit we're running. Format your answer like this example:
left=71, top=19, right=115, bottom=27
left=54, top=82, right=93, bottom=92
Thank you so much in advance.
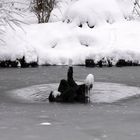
left=57, top=65, right=78, bottom=102
left=49, top=59, right=93, bottom=103
left=58, top=79, right=69, bottom=94
left=58, top=66, right=77, bottom=93
left=67, top=66, right=78, bottom=88
left=76, top=84, right=89, bottom=103
left=48, top=91, right=55, bottom=102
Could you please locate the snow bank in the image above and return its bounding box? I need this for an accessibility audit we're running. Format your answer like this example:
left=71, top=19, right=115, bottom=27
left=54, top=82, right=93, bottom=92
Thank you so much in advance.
left=1, top=0, right=140, bottom=66
left=2, top=20, right=140, bottom=65
left=117, top=0, right=134, bottom=19
left=64, top=0, right=132, bottom=27
left=49, top=0, right=72, bottom=22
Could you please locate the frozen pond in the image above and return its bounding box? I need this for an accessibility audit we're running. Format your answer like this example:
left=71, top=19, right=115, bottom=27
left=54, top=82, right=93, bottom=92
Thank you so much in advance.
left=8, top=82, right=140, bottom=104
left=0, top=66, right=140, bottom=140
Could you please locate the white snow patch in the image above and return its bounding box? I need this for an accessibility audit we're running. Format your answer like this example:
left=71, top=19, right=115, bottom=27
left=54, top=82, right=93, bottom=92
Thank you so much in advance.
left=2, top=20, right=140, bottom=65
left=85, top=74, right=94, bottom=87
left=1, top=0, right=140, bottom=65
left=40, top=122, right=52, bottom=126
left=64, top=0, right=124, bottom=26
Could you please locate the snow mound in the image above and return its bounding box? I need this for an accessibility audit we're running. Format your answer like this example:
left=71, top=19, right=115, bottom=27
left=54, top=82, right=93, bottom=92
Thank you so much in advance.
left=64, top=0, right=132, bottom=27
left=2, top=20, right=140, bottom=65
left=1, top=0, right=140, bottom=66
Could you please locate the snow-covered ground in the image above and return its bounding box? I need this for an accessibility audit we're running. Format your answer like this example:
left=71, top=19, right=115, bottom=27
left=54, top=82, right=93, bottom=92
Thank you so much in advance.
left=1, top=0, right=140, bottom=65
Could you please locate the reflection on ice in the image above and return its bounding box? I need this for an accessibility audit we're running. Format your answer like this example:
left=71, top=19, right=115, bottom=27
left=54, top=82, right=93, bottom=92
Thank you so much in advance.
left=8, top=82, right=140, bottom=103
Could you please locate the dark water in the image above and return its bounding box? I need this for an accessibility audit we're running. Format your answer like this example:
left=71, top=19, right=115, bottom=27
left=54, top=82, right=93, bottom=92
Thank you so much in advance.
left=0, top=66, right=140, bottom=140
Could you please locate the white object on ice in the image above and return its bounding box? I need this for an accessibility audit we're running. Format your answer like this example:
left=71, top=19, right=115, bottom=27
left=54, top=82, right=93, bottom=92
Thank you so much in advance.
left=16, top=60, right=21, bottom=67
left=85, top=74, right=94, bottom=89
left=40, top=122, right=51, bottom=126
left=84, top=74, right=94, bottom=101
left=52, top=90, right=61, bottom=98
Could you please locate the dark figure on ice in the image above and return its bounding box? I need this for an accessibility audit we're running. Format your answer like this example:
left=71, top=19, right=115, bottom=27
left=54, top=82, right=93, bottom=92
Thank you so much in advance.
left=49, top=59, right=94, bottom=103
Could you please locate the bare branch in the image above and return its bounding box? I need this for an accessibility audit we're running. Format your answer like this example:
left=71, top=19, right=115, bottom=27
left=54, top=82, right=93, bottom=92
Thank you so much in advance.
left=0, top=0, right=26, bottom=44
left=30, top=0, right=59, bottom=23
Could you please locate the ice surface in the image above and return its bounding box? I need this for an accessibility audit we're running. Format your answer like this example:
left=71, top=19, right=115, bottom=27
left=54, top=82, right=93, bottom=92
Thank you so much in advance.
left=8, top=82, right=140, bottom=104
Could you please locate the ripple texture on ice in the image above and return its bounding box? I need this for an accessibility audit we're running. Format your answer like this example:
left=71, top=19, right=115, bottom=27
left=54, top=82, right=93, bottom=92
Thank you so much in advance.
left=8, top=82, right=140, bottom=103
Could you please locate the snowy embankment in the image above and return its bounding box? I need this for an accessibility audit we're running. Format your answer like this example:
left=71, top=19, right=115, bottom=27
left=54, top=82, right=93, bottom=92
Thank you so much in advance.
left=1, top=0, right=140, bottom=66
